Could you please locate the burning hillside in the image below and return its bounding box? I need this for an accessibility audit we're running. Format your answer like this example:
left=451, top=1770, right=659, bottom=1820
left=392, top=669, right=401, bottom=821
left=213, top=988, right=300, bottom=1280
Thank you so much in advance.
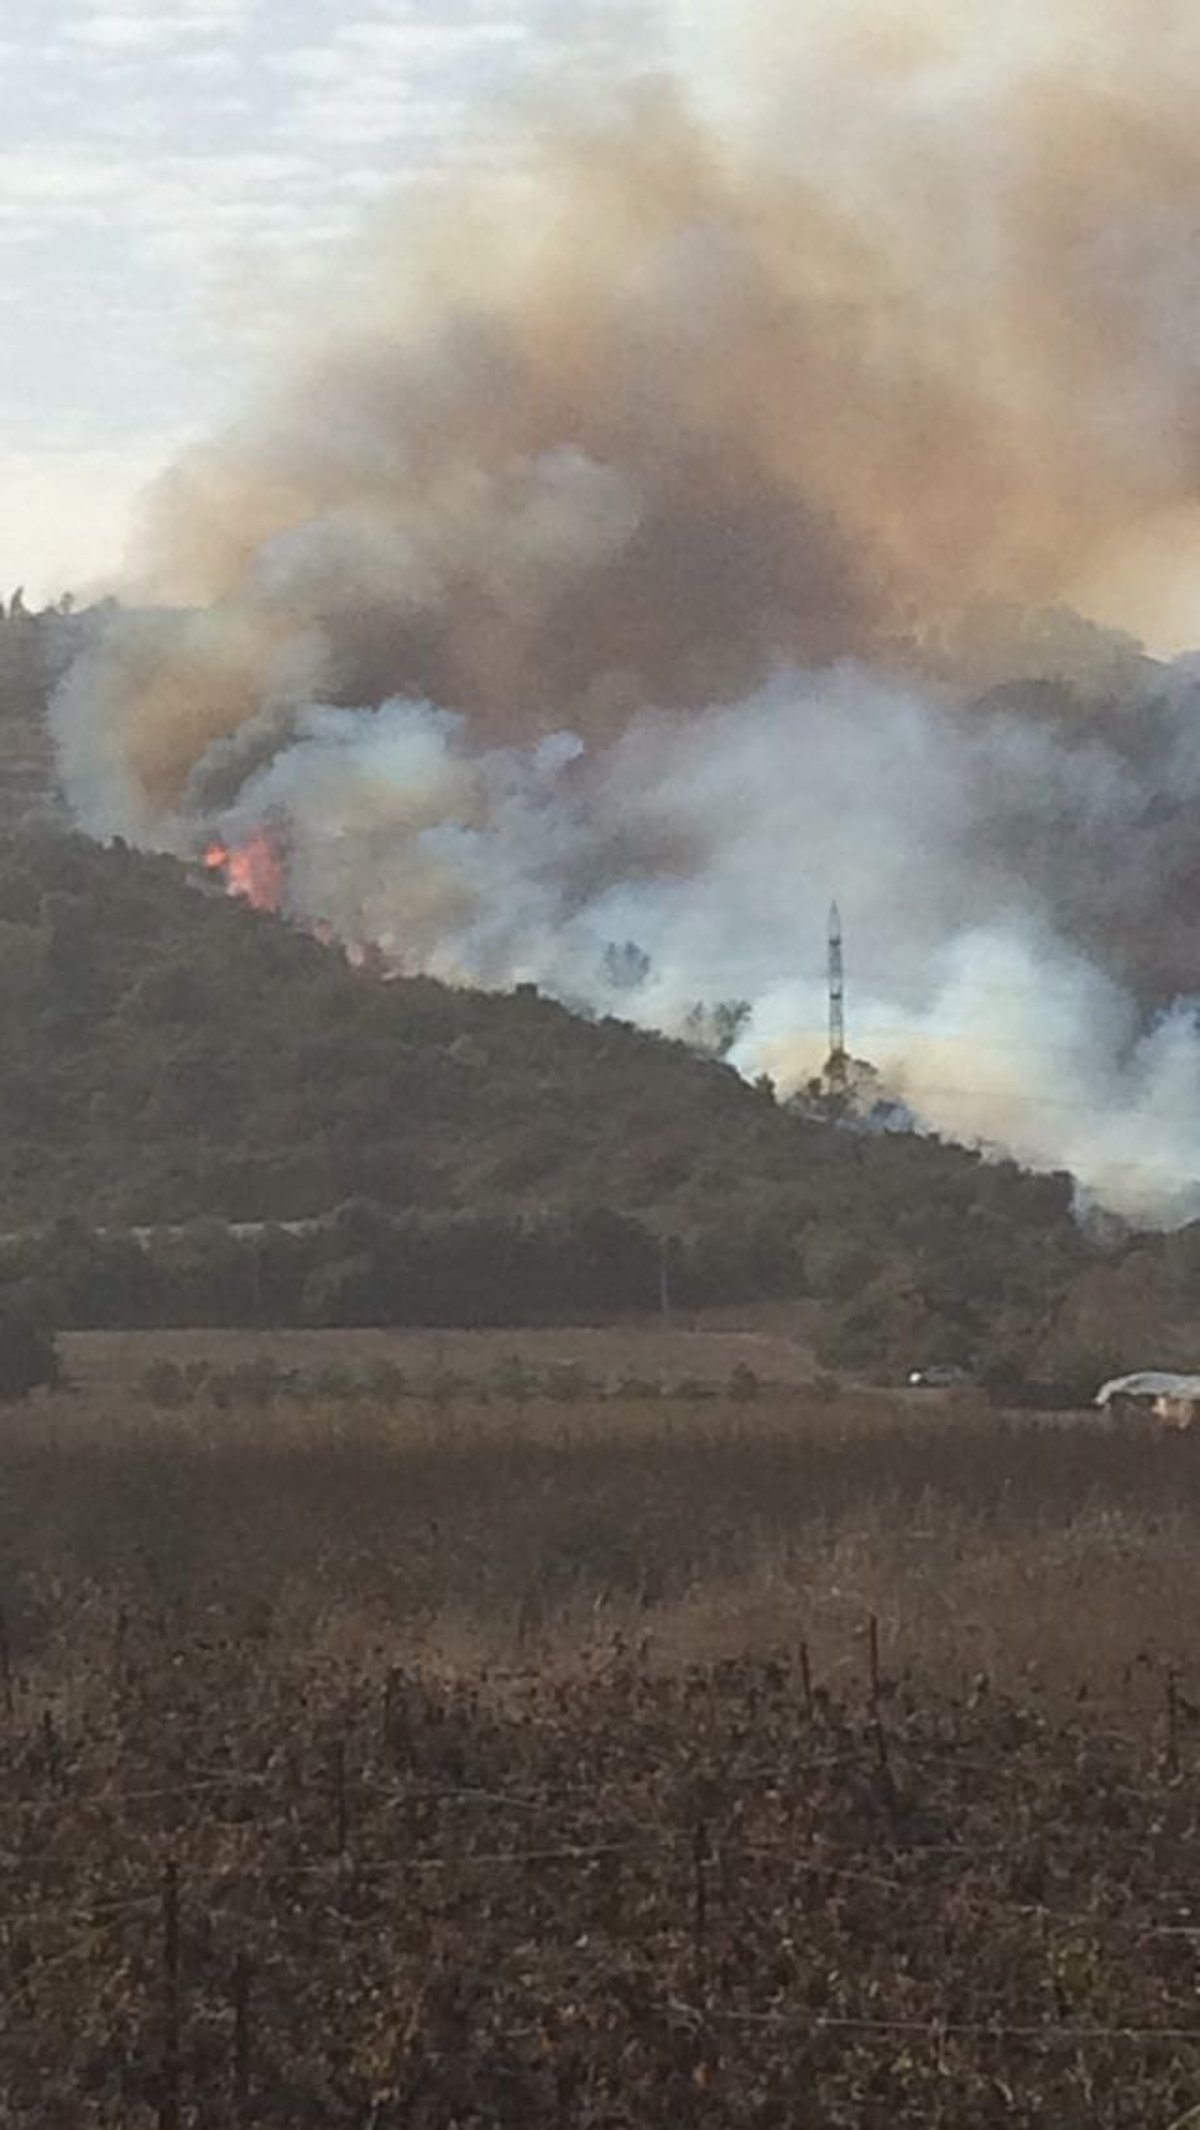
left=203, top=827, right=284, bottom=914
left=51, top=0, right=1200, bottom=1222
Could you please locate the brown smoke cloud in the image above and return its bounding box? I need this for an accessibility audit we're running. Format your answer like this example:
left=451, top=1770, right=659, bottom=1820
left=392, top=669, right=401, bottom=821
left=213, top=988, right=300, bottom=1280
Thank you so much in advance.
left=69, top=1, right=1200, bottom=822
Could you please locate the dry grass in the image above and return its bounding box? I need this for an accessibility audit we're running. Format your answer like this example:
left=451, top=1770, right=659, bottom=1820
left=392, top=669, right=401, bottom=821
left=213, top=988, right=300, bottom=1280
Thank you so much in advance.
left=6, top=1377, right=1200, bottom=2124
left=3, top=1379, right=1194, bottom=1701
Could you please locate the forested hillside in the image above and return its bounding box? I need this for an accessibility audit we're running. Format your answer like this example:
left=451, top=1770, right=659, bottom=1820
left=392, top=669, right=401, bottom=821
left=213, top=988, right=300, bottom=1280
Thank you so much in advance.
left=0, top=825, right=1196, bottom=1381
left=0, top=828, right=1051, bottom=1222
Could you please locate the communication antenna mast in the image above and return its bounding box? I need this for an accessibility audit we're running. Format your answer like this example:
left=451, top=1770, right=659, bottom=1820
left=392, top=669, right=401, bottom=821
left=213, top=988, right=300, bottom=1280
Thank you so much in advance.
left=827, top=900, right=846, bottom=1080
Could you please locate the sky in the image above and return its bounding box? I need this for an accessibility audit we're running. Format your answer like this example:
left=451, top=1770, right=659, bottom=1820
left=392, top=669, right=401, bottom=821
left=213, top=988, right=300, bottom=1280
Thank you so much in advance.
left=0, top=0, right=679, bottom=603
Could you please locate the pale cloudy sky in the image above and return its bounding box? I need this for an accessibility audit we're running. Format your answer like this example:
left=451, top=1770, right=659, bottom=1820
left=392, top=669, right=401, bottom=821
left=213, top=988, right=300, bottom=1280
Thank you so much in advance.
left=0, top=0, right=681, bottom=601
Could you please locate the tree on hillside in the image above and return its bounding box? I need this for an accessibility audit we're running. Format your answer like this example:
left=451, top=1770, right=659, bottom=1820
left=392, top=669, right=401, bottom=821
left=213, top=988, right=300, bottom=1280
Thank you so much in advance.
left=683, top=998, right=751, bottom=1059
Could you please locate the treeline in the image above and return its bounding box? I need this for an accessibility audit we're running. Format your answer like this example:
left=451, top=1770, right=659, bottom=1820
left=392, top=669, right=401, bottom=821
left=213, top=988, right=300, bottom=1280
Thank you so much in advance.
left=3, top=1197, right=1197, bottom=1406
left=814, top=1212, right=1200, bottom=1400
left=0, top=591, right=110, bottom=725
left=0, top=1201, right=794, bottom=1336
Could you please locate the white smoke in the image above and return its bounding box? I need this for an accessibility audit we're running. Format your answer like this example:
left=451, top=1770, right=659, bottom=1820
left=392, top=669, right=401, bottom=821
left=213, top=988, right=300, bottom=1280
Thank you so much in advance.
left=135, top=659, right=1199, bottom=1226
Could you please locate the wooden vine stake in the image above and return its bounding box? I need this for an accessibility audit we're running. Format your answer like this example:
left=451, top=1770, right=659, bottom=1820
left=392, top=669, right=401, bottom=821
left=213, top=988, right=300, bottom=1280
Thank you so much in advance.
left=233, top=1950, right=252, bottom=2125
left=159, top=1859, right=181, bottom=2130
left=873, top=1715, right=900, bottom=1832
left=867, top=1613, right=881, bottom=1708
left=1165, top=1669, right=1181, bottom=1780
left=0, top=1602, right=13, bottom=1719
left=333, top=1738, right=348, bottom=1857
left=692, top=1820, right=710, bottom=1995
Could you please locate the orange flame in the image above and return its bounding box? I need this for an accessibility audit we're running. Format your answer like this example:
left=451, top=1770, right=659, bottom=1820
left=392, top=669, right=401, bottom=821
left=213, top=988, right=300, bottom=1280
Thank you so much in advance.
left=202, top=826, right=283, bottom=912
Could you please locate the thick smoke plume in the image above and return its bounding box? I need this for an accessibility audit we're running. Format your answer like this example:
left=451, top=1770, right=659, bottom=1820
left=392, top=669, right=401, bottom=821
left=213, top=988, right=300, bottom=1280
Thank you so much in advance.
left=53, top=0, right=1200, bottom=1221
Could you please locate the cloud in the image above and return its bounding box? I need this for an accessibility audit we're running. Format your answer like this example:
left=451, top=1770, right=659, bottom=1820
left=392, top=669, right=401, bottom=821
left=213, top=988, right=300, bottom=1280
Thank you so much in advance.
left=0, top=143, right=146, bottom=211
left=0, top=1, right=676, bottom=591
left=280, top=17, right=533, bottom=73
left=0, top=438, right=191, bottom=601
left=164, top=46, right=242, bottom=72
left=64, top=0, right=258, bottom=49
left=273, top=11, right=539, bottom=156
left=70, top=16, right=195, bottom=52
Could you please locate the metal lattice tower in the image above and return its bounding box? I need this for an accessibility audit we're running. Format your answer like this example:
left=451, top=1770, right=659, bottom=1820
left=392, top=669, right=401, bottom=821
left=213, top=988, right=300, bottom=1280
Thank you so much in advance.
left=827, top=901, right=846, bottom=1075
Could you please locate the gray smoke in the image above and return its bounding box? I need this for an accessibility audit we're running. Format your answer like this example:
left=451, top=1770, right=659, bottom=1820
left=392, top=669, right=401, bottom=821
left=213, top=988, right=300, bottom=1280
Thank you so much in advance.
left=158, top=657, right=1191, bottom=1225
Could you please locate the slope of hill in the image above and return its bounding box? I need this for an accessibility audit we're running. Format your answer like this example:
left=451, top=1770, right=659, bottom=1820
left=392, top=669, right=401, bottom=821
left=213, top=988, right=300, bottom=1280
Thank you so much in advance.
left=0, top=829, right=1046, bottom=1212
left=0, top=825, right=1194, bottom=1381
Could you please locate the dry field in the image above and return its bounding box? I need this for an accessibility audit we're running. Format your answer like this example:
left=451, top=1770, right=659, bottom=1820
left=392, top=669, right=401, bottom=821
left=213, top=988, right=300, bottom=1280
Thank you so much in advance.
left=58, top=1310, right=825, bottom=1402
left=5, top=1368, right=1200, bottom=2125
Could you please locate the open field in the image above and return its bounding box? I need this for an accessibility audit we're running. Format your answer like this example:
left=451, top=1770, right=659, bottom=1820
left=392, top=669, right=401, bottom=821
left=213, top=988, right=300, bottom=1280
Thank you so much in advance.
left=58, top=1311, right=827, bottom=1402
left=6, top=1375, right=1200, bottom=2124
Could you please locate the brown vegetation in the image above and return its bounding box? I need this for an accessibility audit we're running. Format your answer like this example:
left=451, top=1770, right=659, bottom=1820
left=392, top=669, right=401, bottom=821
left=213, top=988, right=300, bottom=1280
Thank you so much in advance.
left=5, top=1377, right=1200, bottom=2123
